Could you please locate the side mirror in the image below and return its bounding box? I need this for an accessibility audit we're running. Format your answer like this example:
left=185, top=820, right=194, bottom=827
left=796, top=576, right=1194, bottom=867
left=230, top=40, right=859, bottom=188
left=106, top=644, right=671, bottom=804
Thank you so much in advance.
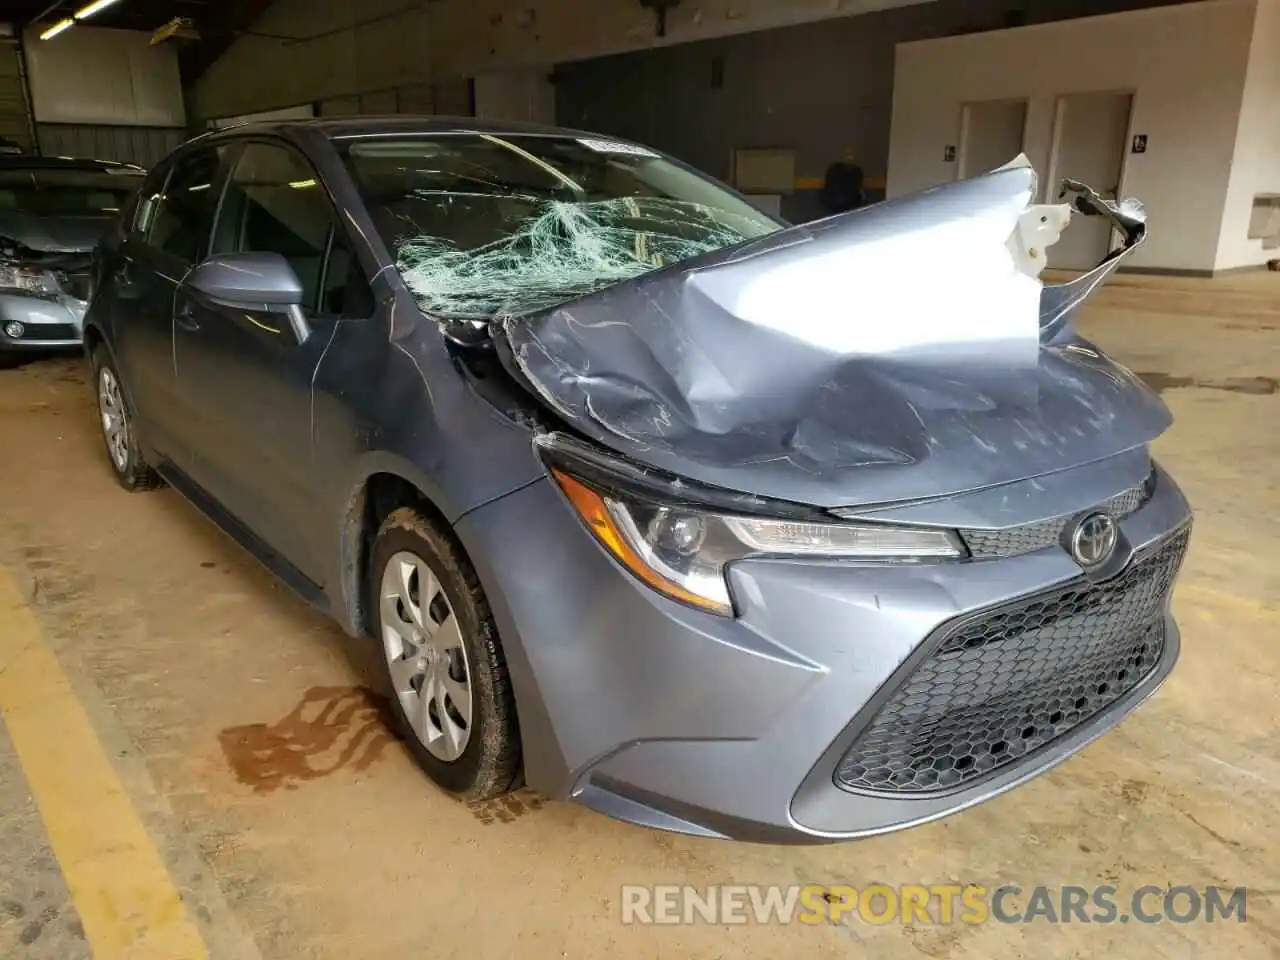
left=186, top=252, right=310, bottom=343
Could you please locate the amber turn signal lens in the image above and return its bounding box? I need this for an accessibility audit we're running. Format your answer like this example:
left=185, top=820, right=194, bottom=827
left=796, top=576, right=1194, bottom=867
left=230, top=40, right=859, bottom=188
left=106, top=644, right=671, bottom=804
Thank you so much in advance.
left=550, top=469, right=727, bottom=614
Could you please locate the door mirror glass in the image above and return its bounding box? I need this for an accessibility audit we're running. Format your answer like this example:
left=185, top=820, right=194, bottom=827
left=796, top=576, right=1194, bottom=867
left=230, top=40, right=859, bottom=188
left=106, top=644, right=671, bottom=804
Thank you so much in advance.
left=187, top=251, right=305, bottom=309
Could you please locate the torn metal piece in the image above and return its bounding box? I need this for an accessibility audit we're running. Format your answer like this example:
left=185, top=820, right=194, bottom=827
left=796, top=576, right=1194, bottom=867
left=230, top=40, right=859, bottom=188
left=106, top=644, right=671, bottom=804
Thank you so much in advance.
left=1039, top=178, right=1149, bottom=342
left=499, top=160, right=1166, bottom=509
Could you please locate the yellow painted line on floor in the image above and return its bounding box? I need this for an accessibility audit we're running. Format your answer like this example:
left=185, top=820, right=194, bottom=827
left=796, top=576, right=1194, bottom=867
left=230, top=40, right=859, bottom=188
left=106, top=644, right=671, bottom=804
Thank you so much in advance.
left=0, top=568, right=209, bottom=959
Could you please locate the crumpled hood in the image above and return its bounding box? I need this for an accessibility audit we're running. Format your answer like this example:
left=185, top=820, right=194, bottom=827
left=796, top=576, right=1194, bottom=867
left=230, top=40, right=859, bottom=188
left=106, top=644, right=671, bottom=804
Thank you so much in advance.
left=0, top=210, right=112, bottom=254
left=499, top=161, right=1169, bottom=508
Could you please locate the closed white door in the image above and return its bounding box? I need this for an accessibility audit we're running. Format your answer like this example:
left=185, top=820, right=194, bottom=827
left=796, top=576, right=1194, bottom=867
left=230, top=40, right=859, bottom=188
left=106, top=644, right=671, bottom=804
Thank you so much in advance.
left=1049, top=92, right=1133, bottom=270
left=960, top=99, right=1028, bottom=179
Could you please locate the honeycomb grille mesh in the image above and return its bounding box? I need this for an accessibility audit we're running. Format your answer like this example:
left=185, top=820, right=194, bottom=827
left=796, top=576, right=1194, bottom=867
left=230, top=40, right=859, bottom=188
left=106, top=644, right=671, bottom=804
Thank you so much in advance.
left=960, top=474, right=1155, bottom=560
left=834, top=526, right=1190, bottom=795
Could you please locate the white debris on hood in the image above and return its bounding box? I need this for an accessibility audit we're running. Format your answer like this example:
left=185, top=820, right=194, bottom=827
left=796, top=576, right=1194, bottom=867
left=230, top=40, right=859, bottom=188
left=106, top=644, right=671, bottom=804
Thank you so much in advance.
left=1009, top=203, right=1073, bottom=277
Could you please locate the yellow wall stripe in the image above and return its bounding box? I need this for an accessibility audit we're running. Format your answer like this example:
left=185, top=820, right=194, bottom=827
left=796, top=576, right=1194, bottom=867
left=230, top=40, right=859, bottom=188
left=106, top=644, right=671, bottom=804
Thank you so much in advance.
left=0, top=569, right=209, bottom=959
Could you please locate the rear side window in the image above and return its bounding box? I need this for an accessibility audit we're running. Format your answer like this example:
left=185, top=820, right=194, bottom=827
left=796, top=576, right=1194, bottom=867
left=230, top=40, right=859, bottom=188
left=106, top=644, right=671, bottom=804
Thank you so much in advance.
left=148, top=148, right=223, bottom=264
left=212, top=141, right=373, bottom=317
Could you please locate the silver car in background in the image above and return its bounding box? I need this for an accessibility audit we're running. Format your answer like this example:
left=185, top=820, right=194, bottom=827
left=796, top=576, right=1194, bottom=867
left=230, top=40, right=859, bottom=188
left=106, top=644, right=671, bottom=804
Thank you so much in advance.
left=0, top=156, right=144, bottom=364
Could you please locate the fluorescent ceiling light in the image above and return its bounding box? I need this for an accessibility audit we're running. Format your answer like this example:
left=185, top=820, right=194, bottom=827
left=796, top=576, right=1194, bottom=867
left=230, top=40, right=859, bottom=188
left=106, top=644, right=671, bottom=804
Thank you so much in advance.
left=74, top=0, right=123, bottom=20
left=39, top=18, right=75, bottom=39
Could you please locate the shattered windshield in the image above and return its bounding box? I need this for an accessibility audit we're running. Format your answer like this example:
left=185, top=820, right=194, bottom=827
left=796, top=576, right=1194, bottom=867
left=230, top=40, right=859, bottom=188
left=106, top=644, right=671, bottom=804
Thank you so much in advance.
left=342, top=134, right=784, bottom=318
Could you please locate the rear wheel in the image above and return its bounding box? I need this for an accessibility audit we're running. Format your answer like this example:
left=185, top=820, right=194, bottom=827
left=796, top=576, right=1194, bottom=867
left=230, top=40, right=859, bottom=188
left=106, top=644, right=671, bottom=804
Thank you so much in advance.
left=92, top=346, right=162, bottom=492
left=369, top=507, right=522, bottom=801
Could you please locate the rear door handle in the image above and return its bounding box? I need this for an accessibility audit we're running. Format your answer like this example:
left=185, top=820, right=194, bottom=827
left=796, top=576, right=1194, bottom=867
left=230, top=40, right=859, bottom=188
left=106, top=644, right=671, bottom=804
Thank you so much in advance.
left=175, top=300, right=200, bottom=332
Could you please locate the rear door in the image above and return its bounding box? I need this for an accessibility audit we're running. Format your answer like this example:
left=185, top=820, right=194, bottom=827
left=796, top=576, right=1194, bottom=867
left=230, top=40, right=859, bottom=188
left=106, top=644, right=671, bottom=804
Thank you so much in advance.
left=106, top=161, right=173, bottom=449
left=121, top=146, right=229, bottom=464
left=173, top=138, right=375, bottom=583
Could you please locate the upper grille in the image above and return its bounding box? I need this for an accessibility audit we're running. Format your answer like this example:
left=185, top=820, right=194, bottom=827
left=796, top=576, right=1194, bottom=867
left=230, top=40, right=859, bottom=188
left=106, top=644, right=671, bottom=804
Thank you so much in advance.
left=834, top=525, right=1190, bottom=796
left=960, top=472, right=1156, bottom=560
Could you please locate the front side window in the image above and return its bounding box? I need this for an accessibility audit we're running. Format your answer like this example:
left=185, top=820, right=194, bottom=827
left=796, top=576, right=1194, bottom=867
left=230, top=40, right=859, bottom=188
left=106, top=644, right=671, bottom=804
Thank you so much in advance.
left=148, top=148, right=223, bottom=265
left=213, top=141, right=372, bottom=317
left=341, top=134, right=784, bottom=319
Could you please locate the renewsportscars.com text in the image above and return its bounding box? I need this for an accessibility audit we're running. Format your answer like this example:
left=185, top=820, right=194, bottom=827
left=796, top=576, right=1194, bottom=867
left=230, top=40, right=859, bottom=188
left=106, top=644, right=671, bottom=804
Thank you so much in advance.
left=620, top=884, right=1248, bottom=926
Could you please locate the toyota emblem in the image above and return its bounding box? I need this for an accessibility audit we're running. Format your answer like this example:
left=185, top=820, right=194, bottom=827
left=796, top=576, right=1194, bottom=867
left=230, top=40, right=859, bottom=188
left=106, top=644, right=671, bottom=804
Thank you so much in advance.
left=1070, top=512, right=1118, bottom=568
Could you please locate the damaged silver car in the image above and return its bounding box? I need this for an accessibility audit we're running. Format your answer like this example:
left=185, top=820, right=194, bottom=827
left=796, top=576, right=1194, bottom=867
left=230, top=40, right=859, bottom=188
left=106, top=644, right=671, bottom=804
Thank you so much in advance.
left=85, top=119, right=1191, bottom=842
left=0, top=156, right=144, bottom=365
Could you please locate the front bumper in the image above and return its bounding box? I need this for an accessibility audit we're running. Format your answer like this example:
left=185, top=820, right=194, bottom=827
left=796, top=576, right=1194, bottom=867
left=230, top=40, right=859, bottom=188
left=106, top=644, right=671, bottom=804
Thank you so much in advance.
left=454, top=458, right=1192, bottom=843
left=0, top=292, right=86, bottom=351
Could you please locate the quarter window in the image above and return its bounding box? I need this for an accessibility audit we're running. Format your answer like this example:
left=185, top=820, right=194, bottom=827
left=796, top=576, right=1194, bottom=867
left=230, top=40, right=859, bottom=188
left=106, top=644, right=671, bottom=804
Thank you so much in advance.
left=131, top=164, right=169, bottom=237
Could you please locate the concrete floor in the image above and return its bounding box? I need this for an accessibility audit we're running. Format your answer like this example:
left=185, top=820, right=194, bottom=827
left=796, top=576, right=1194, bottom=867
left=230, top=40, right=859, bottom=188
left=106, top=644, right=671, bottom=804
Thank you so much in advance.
left=0, top=273, right=1277, bottom=958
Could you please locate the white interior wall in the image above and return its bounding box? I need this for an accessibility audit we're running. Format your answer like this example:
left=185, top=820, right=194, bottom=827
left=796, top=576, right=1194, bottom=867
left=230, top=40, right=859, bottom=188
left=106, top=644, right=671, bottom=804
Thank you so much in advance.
left=1215, top=0, right=1280, bottom=269
left=887, top=0, right=1257, bottom=272
left=24, top=25, right=184, bottom=127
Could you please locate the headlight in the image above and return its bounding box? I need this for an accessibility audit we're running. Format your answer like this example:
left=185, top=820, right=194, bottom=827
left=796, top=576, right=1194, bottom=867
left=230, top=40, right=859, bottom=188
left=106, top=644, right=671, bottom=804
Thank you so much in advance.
left=550, top=468, right=965, bottom=617
left=0, top=263, right=59, bottom=298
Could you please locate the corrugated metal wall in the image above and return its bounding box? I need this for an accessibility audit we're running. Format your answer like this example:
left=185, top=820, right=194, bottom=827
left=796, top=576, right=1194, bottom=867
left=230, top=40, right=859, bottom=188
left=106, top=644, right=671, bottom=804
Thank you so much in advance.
left=35, top=124, right=185, bottom=168
left=0, top=42, right=33, bottom=151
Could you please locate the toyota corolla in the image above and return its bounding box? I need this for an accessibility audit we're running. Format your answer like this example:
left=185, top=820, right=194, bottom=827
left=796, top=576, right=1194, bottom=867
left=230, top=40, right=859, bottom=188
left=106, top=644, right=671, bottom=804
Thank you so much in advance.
left=82, top=118, right=1191, bottom=842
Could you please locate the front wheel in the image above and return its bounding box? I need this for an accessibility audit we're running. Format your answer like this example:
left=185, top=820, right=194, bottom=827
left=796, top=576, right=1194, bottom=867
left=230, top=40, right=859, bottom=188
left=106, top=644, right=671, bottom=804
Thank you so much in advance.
left=369, top=507, right=522, bottom=801
left=91, top=346, right=162, bottom=492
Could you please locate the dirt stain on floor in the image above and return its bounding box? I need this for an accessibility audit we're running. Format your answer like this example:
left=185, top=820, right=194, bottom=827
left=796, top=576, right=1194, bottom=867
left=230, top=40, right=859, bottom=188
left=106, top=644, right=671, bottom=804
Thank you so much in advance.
left=219, top=686, right=394, bottom=794
left=1137, top=372, right=1278, bottom=395
left=468, top=789, right=547, bottom=825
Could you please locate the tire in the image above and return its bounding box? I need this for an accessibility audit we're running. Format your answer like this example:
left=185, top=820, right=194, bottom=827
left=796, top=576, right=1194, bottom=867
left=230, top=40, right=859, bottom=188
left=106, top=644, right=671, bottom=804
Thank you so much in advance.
left=91, top=346, right=163, bottom=492
left=368, top=507, right=522, bottom=801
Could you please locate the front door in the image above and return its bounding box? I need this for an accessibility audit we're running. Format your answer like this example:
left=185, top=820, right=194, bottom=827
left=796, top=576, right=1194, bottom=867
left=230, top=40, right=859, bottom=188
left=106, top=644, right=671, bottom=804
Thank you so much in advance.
left=112, top=149, right=225, bottom=464
left=172, top=139, right=375, bottom=585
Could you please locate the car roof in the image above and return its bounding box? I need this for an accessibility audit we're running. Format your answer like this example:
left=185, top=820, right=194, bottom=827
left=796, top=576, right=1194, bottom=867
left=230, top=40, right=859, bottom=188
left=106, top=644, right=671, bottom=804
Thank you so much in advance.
left=200, top=114, right=624, bottom=145
left=0, top=155, right=146, bottom=173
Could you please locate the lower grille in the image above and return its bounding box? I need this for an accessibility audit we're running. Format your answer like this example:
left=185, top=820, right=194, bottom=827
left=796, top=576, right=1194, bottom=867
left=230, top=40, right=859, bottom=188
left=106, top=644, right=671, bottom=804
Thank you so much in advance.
left=835, top=525, right=1190, bottom=795
left=14, top=324, right=78, bottom=341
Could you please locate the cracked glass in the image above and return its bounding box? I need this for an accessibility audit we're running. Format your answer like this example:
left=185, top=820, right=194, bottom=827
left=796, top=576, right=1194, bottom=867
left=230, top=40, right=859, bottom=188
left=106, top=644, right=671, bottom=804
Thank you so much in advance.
left=343, top=133, right=784, bottom=319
